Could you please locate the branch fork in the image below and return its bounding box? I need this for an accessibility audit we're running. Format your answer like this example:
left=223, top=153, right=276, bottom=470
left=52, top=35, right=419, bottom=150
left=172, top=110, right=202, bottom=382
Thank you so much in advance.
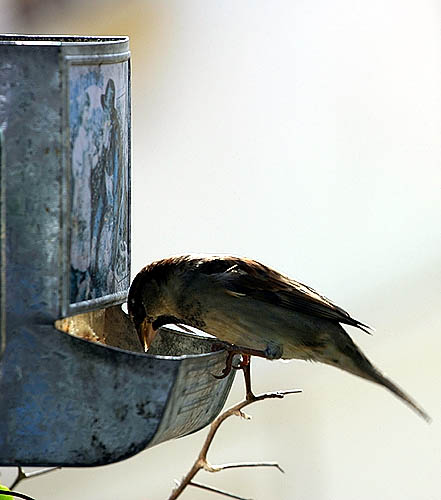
left=167, top=360, right=301, bottom=500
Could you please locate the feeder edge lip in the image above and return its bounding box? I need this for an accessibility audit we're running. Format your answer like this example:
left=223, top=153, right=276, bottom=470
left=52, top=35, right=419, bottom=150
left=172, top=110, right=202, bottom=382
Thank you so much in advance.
left=0, top=34, right=129, bottom=46
left=54, top=324, right=229, bottom=362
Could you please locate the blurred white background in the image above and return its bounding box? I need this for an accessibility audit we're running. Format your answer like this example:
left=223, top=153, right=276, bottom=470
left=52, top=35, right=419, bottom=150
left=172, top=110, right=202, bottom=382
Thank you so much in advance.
left=1, top=0, right=440, bottom=499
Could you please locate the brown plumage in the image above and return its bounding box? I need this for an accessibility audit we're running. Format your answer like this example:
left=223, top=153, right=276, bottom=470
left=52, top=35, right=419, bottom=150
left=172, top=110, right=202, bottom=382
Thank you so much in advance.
left=128, top=254, right=430, bottom=422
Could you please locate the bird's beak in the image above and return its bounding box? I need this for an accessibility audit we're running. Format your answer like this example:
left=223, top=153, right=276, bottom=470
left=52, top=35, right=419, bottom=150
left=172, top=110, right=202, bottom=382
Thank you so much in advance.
left=136, top=318, right=157, bottom=352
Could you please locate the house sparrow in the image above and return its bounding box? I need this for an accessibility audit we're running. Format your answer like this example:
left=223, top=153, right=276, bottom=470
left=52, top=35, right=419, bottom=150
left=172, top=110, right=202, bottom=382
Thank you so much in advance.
left=128, top=254, right=430, bottom=421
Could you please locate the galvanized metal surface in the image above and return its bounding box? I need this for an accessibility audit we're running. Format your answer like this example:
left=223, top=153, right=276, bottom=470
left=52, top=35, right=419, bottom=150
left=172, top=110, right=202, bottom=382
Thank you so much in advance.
left=0, top=35, right=235, bottom=466
left=0, top=34, right=131, bottom=319
left=0, top=129, right=5, bottom=358
left=0, top=317, right=234, bottom=466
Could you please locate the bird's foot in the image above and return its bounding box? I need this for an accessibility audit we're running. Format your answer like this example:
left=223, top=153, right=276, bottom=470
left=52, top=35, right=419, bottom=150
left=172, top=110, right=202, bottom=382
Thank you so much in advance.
left=211, top=344, right=256, bottom=400
left=212, top=348, right=243, bottom=379
left=211, top=342, right=268, bottom=379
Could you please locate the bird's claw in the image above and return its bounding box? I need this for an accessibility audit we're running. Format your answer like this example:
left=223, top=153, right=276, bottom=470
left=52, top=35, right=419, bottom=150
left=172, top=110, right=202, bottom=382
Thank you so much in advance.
left=212, top=349, right=251, bottom=380
left=212, top=349, right=237, bottom=379
left=212, top=369, right=230, bottom=380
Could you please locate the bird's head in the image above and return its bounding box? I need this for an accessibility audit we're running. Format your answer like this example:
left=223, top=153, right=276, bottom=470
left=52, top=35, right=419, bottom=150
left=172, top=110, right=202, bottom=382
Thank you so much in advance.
left=127, top=259, right=185, bottom=352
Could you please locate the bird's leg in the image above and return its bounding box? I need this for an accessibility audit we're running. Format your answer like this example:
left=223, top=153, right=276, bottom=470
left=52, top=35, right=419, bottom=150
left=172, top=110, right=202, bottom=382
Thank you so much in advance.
left=239, top=355, right=256, bottom=401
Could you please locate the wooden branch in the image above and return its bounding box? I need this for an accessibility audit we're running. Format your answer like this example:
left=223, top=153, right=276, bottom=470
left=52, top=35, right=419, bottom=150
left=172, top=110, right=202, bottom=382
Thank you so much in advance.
left=203, top=461, right=285, bottom=474
left=167, top=362, right=301, bottom=500
left=10, top=467, right=60, bottom=490
left=189, top=481, right=252, bottom=499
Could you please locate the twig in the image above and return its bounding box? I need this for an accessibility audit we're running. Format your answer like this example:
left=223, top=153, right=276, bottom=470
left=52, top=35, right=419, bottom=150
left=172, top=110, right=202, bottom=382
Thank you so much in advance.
left=167, top=360, right=301, bottom=500
left=10, top=467, right=60, bottom=491
left=9, top=469, right=26, bottom=491
left=0, top=490, right=37, bottom=500
left=189, top=481, right=252, bottom=500
left=203, top=461, right=285, bottom=474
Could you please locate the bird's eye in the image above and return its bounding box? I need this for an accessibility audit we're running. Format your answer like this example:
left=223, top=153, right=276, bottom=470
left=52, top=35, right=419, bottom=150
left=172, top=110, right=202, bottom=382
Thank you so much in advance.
left=128, top=299, right=147, bottom=327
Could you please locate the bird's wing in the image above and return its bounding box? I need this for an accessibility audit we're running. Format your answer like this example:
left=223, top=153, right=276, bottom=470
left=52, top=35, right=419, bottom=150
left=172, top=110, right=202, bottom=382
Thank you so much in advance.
left=196, top=256, right=371, bottom=333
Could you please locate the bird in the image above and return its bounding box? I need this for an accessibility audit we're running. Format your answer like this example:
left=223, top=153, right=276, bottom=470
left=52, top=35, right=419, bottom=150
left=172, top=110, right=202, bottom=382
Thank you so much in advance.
left=127, top=254, right=430, bottom=422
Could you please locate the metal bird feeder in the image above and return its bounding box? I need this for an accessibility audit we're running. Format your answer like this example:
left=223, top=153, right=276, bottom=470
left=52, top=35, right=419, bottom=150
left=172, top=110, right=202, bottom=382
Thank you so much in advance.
left=0, top=35, right=235, bottom=466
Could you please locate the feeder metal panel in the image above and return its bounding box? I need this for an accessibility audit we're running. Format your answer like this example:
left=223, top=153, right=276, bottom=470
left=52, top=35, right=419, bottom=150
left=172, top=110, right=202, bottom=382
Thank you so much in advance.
left=0, top=35, right=235, bottom=466
left=0, top=35, right=131, bottom=320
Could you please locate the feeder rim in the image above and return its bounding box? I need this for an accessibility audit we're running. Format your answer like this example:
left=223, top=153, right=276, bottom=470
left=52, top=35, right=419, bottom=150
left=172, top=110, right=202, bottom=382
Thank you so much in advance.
left=62, top=325, right=229, bottom=362
left=0, top=34, right=129, bottom=46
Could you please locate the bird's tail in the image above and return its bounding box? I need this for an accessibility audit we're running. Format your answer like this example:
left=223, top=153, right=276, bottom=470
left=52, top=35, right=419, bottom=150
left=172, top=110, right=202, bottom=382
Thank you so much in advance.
left=367, top=367, right=431, bottom=422
left=325, top=329, right=431, bottom=423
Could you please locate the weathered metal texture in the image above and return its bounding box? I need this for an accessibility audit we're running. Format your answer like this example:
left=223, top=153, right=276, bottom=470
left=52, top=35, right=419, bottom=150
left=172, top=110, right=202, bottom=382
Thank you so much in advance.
left=0, top=34, right=132, bottom=321
left=0, top=321, right=234, bottom=466
left=0, top=129, right=5, bottom=358
left=0, top=35, right=235, bottom=466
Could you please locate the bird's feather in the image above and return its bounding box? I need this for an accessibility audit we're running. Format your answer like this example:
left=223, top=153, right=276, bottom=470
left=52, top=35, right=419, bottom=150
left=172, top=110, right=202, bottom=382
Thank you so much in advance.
left=195, top=255, right=371, bottom=333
